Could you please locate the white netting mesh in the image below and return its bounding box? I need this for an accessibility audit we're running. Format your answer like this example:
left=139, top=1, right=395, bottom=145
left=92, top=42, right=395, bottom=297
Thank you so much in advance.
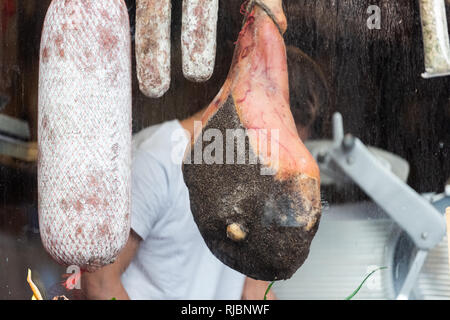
left=38, top=0, right=132, bottom=271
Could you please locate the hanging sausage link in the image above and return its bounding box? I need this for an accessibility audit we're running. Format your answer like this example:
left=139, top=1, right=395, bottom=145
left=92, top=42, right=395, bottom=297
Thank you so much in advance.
left=136, top=0, right=172, bottom=97
left=182, top=0, right=219, bottom=82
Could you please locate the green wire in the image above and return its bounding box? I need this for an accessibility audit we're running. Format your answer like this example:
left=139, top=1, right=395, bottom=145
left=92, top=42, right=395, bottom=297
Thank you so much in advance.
left=262, top=266, right=387, bottom=300
left=264, top=281, right=275, bottom=300
left=345, top=266, right=387, bottom=300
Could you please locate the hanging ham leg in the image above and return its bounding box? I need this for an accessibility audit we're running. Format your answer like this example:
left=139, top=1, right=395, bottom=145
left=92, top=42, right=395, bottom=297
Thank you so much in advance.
left=38, top=0, right=132, bottom=272
left=182, top=0, right=321, bottom=281
left=136, top=0, right=171, bottom=97
left=182, top=0, right=219, bottom=82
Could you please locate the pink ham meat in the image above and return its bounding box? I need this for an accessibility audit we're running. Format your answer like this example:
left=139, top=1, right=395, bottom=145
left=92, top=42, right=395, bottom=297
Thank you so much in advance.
left=136, top=0, right=171, bottom=97
left=38, top=0, right=132, bottom=272
left=183, top=0, right=322, bottom=280
left=182, top=0, right=219, bottom=82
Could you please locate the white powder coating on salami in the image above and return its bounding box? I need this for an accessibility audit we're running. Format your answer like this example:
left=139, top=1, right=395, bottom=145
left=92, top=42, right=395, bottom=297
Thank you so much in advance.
left=38, top=0, right=132, bottom=272
left=136, top=0, right=171, bottom=98
left=182, top=0, right=219, bottom=82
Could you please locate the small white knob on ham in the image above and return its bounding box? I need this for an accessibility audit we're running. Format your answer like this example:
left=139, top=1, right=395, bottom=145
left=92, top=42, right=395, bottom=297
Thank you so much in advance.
left=38, top=0, right=132, bottom=272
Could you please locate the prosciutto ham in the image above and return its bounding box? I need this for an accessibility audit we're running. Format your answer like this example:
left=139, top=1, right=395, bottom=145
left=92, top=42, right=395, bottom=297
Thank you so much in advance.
left=182, top=0, right=322, bottom=280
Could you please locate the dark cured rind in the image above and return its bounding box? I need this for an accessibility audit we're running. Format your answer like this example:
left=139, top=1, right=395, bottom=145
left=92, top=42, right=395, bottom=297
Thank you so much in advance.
left=183, top=96, right=321, bottom=281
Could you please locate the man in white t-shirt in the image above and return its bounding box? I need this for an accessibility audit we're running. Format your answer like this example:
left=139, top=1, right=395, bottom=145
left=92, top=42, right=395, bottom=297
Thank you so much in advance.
left=82, top=45, right=328, bottom=300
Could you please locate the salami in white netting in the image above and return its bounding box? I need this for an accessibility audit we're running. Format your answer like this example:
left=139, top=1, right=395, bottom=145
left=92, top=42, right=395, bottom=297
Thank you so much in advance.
left=38, top=0, right=132, bottom=272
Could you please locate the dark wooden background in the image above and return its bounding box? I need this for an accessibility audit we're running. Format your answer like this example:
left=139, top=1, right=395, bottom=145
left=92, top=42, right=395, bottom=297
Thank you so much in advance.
left=0, top=0, right=449, bottom=299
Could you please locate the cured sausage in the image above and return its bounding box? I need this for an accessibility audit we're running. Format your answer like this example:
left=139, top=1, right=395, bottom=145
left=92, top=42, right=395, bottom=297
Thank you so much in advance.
left=182, top=0, right=321, bottom=281
left=418, top=0, right=450, bottom=78
left=136, top=0, right=171, bottom=97
left=181, top=0, right=219, bottom=82
left=38, top=0, right=132, bottom=272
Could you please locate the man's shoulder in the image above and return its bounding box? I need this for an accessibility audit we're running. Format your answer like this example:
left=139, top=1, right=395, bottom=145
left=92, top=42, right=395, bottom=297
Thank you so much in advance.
left=132, top=120, right=188, bottom=179
left=133, top=120, right=184, bottom=157
left=133, top=120, right=179, bottom=149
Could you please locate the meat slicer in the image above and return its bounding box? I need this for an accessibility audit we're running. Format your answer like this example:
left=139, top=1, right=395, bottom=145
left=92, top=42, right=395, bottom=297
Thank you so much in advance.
left=273, top=113, right=449, bottom=300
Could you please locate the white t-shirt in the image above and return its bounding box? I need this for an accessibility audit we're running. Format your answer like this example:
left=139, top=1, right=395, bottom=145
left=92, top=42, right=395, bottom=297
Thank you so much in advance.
left=121, top=120, right=246, bottom=300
